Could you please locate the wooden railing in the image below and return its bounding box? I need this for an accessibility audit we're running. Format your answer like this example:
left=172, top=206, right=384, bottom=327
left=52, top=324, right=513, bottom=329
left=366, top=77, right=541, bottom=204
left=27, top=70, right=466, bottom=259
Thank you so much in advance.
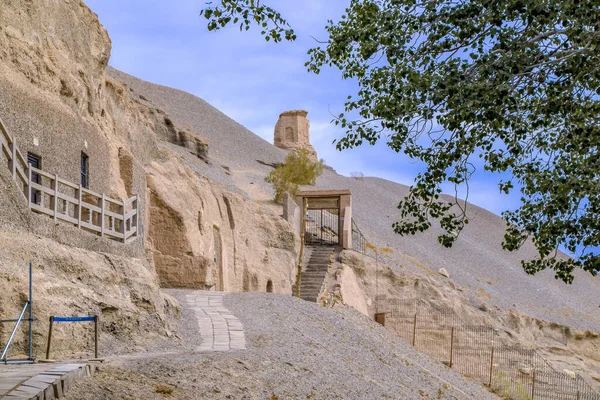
left=0, top=117, right=138, bottom=243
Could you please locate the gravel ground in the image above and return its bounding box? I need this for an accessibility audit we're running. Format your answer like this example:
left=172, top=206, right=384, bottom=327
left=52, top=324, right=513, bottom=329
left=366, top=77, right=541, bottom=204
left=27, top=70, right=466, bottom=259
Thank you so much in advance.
left=63, top=292, right=499, bottom=399
left=109, top=67, right=600, bottom=333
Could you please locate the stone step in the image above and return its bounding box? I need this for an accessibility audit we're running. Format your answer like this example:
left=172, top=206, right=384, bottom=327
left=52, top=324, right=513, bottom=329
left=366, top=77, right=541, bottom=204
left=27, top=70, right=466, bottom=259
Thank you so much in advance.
left=300, top=281, right=324, bottom=286
left=300, top=282, right=323, bottom=288
left=300, top=279, right=325, bottom=285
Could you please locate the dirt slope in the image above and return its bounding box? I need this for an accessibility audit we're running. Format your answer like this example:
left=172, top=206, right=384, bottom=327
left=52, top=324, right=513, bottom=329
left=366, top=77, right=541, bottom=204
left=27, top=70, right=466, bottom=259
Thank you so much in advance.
left=63, top=292, right=500, bottom=400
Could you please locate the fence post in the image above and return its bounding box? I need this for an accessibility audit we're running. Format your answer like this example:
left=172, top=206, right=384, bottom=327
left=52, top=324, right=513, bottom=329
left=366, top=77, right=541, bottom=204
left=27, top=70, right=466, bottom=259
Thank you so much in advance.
left=52, top=174, right=58, bottom=224
left=412, top=313, right=417, bottom=346
left=449, top=327, right=454, bottom=368
left=46, top=316, right=54, bottom=360
left=77, top=184, right=82, bottom=228
left=94, top=315, right=99, bottom=359
left=133, top=195, right=138, bottom=236
left=531, top=370, right=536, bottom=400
left=121, top=200, right=126, bottom=242
left=100, top=194, right=105, bottom=237
left=8, top=136, right=16, bottom=179
left=26, top=164, right=32, bottom=208
left=489, top=347, right=494, bottom=387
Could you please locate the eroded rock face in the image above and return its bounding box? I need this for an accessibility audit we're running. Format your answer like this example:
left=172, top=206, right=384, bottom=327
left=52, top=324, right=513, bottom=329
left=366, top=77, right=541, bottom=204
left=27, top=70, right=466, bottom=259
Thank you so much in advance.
left=146, top=159, right=298, bottom=293
left=274, top=110, right=318, bottom=161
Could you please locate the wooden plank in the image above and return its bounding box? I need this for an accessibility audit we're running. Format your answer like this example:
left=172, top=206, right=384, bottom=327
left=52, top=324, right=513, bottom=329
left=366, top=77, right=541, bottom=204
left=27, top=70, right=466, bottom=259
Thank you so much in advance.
left=77, top=184, right=82, bottom=229
left=56, top=213, right=78, bottom=225
left=26, top=164, right=31, bottom=209
left=30, top=182, right=54, bottom=196
left=104, top=209, right=123, bottom=220
left=52, top=174, right=58, bottom=224
left=100, top=194, right=105, bottom=237
left=56, top=177, right=79, bottom=190
left=30, top=203, right=54, bottom=217
left=56, top=191, right=79, bottom=205
left=125, top=210, right=137, bottom=220
left=30, top=182, right=55, bottom=197
left=105, top=232, right=125, bottom=240
left=15, top=147, right=27, bottom=168
left=103, top=195, right=122, bottom=207
left=125, top=226, right=138, bottom=239
left=123, top=196, right=137, bottom=207
left=80, top=221, right=101, bottom=233
left=81, top=187, right=102, bottom=199
left=81, top=202, right=101, bottom=214
left=121, top=202, right=126, bottom=242
left=8, top=138, right=16, bottom=178
left=30, top=166, right=54, bottom=180
left=15, top=164, right=27, bottom=182
left=0, top=116, right=12, bottom=144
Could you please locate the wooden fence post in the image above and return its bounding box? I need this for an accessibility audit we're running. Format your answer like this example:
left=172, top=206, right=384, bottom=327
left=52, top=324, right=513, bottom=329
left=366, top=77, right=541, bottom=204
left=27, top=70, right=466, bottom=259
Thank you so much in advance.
left=100, top=194, right=105, bottom=237
left=45, top=316, right=54, bottom=360
left=531, top=370, right=536, bottom=400
left=77, top=185, right=83, bottom=228
left=26, top=164, right=32, bottom=208
left=8, top=137, right=16, bottom=178
left=52, top=174, right=58, bottom=224
left=489, top=347, right=494, bottom=387
left=412, top=313, right=417, bottom=346
left=121, top=200, right=126, bottom=242
left=449, top=327, right=454, bottom=368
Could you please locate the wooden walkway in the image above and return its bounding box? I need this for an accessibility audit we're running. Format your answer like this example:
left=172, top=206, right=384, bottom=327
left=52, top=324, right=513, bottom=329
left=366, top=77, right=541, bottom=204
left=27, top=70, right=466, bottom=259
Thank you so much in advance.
left=0, top=363, right=91, bottom=399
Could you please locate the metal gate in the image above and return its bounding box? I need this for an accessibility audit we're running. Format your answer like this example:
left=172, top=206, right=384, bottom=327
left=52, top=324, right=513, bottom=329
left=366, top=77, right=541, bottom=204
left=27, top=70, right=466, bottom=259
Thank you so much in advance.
left=305, top=208, right=340, bottom=245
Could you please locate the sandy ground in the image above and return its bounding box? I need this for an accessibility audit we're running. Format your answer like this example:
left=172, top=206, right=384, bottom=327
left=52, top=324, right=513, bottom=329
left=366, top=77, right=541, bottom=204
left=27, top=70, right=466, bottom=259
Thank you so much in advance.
left=63, top=292, right=499, bottom=400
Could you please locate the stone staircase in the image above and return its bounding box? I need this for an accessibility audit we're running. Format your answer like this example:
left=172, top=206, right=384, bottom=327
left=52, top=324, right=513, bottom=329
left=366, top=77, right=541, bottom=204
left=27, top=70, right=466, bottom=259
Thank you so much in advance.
left=299, top=246, right=334, bottom=302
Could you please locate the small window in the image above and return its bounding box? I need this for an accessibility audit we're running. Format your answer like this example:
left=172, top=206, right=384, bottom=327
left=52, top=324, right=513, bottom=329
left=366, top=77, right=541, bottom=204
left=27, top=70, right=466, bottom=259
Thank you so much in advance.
left=81, top=152, right=89, bottom=188
left=27, top=153, right=41, bottom=204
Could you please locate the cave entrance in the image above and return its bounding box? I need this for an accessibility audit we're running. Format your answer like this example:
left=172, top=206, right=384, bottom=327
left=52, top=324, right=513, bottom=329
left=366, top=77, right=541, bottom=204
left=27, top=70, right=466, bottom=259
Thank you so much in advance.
left=213, top=226, right=224, bottom=291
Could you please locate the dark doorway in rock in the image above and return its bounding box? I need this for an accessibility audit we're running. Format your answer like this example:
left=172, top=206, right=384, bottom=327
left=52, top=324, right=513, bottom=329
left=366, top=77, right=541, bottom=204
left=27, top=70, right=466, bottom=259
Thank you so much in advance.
left=266, top=279, right=273, bottom=293
left=213, top=226, right=224, bottom=291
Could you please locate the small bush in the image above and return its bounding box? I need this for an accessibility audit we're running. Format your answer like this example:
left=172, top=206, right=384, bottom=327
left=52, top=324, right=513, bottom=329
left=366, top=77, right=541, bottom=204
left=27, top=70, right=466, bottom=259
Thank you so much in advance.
left=155, top=384, right=174, bottom=396
left=265, top=148, right=323, bottom=202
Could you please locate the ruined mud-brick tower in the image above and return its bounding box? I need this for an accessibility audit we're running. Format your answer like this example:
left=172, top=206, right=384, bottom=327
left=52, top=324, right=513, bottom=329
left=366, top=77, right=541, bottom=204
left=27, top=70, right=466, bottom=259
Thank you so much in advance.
left=274, top=110, right=318, bottom=161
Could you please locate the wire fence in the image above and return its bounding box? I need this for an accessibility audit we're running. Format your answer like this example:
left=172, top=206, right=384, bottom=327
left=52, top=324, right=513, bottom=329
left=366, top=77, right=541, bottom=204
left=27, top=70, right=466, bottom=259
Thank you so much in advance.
left=384, top=299, right=600, bottom=400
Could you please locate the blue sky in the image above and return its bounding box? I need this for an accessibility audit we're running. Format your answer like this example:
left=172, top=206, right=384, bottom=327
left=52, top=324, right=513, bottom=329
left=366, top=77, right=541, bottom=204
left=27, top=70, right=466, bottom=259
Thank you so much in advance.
left=84, top=0, right=520, bottom=216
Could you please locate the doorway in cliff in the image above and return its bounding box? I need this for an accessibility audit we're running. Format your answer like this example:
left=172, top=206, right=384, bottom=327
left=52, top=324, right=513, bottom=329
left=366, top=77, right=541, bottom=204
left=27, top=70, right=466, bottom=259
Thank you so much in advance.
left=213, top=226, right=224, bottom=291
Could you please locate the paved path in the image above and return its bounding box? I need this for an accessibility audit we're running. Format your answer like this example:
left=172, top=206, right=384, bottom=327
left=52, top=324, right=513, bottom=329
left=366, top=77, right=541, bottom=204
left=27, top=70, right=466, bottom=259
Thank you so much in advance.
left=184, top=291, right=245, bottom=352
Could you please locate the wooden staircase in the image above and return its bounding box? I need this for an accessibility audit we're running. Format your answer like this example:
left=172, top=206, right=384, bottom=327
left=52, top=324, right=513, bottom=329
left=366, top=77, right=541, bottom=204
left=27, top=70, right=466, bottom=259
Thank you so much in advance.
left=299, top=246, right=334, bottom=302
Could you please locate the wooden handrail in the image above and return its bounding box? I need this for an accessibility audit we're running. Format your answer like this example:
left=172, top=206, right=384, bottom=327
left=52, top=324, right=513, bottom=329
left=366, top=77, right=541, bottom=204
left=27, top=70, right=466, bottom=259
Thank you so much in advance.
left=0, top=118, right=139, bottom=243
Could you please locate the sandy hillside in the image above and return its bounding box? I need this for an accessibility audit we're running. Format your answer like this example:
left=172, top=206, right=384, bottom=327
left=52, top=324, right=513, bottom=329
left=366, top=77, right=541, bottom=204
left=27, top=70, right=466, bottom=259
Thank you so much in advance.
left=109, top=67, right=600, bottom=333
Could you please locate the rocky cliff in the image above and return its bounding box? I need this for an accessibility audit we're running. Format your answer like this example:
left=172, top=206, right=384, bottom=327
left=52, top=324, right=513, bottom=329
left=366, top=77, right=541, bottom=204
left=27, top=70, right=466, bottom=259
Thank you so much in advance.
left=0, top=0, right=298, bottom=358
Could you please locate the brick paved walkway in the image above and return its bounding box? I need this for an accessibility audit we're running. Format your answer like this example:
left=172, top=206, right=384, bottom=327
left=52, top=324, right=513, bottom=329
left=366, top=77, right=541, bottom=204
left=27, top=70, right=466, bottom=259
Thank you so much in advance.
left=184, top=291, right=245, bottom=352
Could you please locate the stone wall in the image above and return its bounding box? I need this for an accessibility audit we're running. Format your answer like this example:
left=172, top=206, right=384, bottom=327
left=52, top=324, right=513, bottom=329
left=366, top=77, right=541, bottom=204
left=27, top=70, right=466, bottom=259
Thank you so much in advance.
left=273, top=110, right=317, bottom=161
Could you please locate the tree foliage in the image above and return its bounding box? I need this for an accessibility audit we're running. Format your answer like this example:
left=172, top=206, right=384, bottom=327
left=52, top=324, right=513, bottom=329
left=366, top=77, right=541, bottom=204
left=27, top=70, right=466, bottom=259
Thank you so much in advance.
left=265, top=149, right=324, bottom=203
left=202, top=0, right=600, bottom=283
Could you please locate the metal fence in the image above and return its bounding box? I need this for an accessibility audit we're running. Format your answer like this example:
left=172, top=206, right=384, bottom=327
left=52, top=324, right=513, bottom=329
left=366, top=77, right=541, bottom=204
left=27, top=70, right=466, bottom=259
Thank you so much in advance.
left=351, top=219, right=368, bottom=255
left=384, top=299, right=600, bottom=400
left=305, top=208, right=340, bottom=245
